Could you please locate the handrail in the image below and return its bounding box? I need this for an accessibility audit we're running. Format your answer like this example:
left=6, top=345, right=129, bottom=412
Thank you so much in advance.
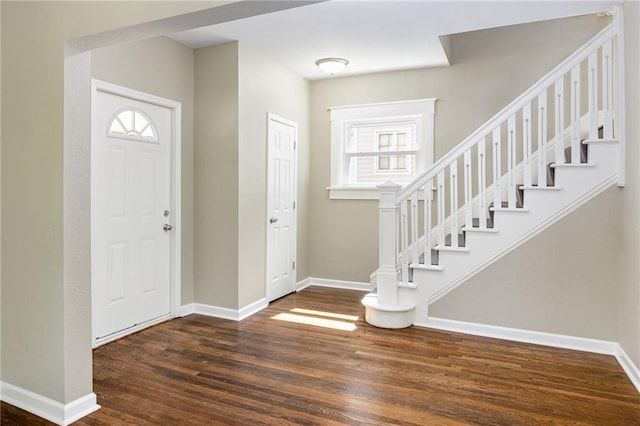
left=397, top=23, right=617, bottom=202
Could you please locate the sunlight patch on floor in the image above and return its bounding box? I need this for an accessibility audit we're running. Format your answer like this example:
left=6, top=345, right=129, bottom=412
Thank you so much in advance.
left=272, top=312, right=357, bottom=331
left=290, top=308, right=359, bottom=321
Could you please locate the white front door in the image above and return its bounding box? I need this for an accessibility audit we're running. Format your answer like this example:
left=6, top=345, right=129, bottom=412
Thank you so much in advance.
left=267, top=114, right=297, bottom=302
left=92, top=83, right=174, bottom=344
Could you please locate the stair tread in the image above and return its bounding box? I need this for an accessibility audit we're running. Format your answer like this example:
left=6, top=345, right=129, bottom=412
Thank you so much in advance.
left=410, top=263, right=444, bottom=271
left=489, top=201, right=525, bottom=210
left=550, top=162, right=596, bottom=168
left=462, top=226, right=499, bottom=233
left=490, top=206, right=530, bottom=212
left=582, top=138, right=618, bottom=144
left=435, top=245, right=470, bottom=252
left=519, top=185, right=562, bottom=190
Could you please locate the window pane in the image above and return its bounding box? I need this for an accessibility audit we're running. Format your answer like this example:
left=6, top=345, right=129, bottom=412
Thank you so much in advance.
left=397, top=133, right=407, bottom=150
left=118, top=110, right=134, bottom=130
left=109, top=120, right=126, bottom=136
left=141, top=126, right=156, bottom=140
left=378, top=156, right=389, bottom=170
left=396, top=155, right=407, bottom=170
left=378, top=134, right=391, bottom=151
left=134, top=111, right=149, bottom=133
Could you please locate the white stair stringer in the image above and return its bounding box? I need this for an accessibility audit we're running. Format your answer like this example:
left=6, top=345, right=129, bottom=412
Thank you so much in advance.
left=401, top=141, right=619, bottom=325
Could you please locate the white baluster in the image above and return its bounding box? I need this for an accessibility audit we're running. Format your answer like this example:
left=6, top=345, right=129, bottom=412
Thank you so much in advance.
left=423, top=182, right=432, bottom=265
left=437, top=171, right=445, bottom=248
left=588, top=52, right=599, bottom=140
left=478, top=137, right=488, bottom=230
left=507, top=115, right=517, bottom=209
left=450, top=160, right=459, bottom=248
left=523, top=103, right=532, bottom=187
left=538, top=91, right=548, bottom=187
left=492, top=128, right=502, bottom=209
left=555, top=78, right=565, bottom=165
left=464, top=150, right=473, bottom=229
left=400, top=199, right=409, bottom=286
left=410, top=192, right=418, bottom=267
left=571, top=65, right=581, bottom=164
left=602, top=40, right=614, bottom=139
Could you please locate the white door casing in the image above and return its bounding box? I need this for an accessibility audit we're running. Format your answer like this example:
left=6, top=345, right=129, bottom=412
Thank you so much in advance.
left=266, top=114, right=297, bottom=302
left=91, top=80, right=181, bottom=346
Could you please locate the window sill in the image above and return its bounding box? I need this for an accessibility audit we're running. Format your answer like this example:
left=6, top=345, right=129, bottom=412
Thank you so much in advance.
left=327, top=185, right=433, bottom=200
left=327, top=186, right=382, bottom=200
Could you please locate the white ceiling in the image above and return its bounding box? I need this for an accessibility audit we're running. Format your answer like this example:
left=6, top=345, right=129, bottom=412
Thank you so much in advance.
left=168, top=0, right=619, bottom=80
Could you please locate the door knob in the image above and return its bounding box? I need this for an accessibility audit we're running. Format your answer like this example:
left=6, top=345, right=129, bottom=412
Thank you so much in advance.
left=163, top=224, right=173, bottom=232
left=269, top=217, right=278, bottom=224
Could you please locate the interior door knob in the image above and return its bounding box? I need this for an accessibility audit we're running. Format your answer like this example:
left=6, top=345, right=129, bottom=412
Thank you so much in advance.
left=269, top=217, right=278, bottom=224
left=163, top=224, right=173, bottom=232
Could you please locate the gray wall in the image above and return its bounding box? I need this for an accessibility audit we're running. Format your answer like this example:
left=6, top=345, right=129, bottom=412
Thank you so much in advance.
left=194, top=42, right=240, bottom=309
left=308, top=15, right=610, bottom=284
left=193, top=42, right=310, bottom=309
left=238, top=43, right=310, bottom=307
left=1, top=0, right=218, bottom=406
left=430, top=186, right=622, bottom=340
left=618, top=1, right=640, bottom=366
left=91, top=36, right=196, bottom=304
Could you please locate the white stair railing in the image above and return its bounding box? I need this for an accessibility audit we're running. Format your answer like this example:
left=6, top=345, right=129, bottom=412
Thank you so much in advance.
left=375, top=20, right=623, bottom=301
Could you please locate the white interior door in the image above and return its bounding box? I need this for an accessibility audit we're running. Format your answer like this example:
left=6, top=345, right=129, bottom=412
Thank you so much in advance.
left=92, top=84, right=174, bottom=344
left=267, top=114, right=297, bottom=302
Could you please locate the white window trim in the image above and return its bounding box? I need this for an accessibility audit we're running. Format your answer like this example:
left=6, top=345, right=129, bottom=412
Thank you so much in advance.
left=327, top=98, right=436, bottom=200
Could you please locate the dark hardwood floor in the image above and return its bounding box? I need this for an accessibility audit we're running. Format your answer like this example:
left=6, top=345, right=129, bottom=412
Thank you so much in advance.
left=3, top=287, right=640, bottom=425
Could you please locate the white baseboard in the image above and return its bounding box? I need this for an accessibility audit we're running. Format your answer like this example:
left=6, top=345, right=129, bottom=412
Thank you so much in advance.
left=615, top=346, right=640, bottom=393
left=419, top=317, right=640, bottom=393
left=179, top=298, right=268, bottom=321
left=238, top=298, right=269, bottom=320
left=296, top=277, right=372, bottom=292
left=1, top=382, right=100, bottom=425
left=420, top=317, right=619, bottom=354
left=178, top=303, right=195, bottom=317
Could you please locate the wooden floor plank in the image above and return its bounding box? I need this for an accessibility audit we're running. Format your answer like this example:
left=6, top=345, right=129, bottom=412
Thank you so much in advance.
left=2, top=287, right=640, bottom=425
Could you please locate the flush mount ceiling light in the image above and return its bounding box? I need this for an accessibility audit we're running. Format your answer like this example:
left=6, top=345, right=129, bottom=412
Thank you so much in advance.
left=315, top=57, right=349, bottom=75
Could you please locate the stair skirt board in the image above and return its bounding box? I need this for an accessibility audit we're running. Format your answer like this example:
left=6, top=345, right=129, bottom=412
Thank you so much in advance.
left=421, top=174, right=618, bottom=307
left=0, top=383, right=100, bottom=426
left=401, top=140, right=619, bottom=298
left=418, top=317, right=640, bottom=394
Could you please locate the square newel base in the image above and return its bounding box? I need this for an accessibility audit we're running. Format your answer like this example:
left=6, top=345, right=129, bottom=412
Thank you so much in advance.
left=361, top=293, right=415, bottom=329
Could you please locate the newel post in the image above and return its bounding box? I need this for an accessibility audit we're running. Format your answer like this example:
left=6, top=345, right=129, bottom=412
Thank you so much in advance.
left=376, top=181, right=401, bottom=306
left=363, top=184, right=416, bottom=328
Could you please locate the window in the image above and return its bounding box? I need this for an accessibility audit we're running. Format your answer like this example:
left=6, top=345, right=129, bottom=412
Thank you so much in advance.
left=328, top=98, right=436, bottom=199
left=108, top=109, right=157, bottom=142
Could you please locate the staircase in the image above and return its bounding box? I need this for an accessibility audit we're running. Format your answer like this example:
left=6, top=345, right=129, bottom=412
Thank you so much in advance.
left=363, top=20, right=625, bottom=329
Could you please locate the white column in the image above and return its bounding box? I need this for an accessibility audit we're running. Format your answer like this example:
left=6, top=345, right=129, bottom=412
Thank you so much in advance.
left=377, top=181, right=401, bottom=305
